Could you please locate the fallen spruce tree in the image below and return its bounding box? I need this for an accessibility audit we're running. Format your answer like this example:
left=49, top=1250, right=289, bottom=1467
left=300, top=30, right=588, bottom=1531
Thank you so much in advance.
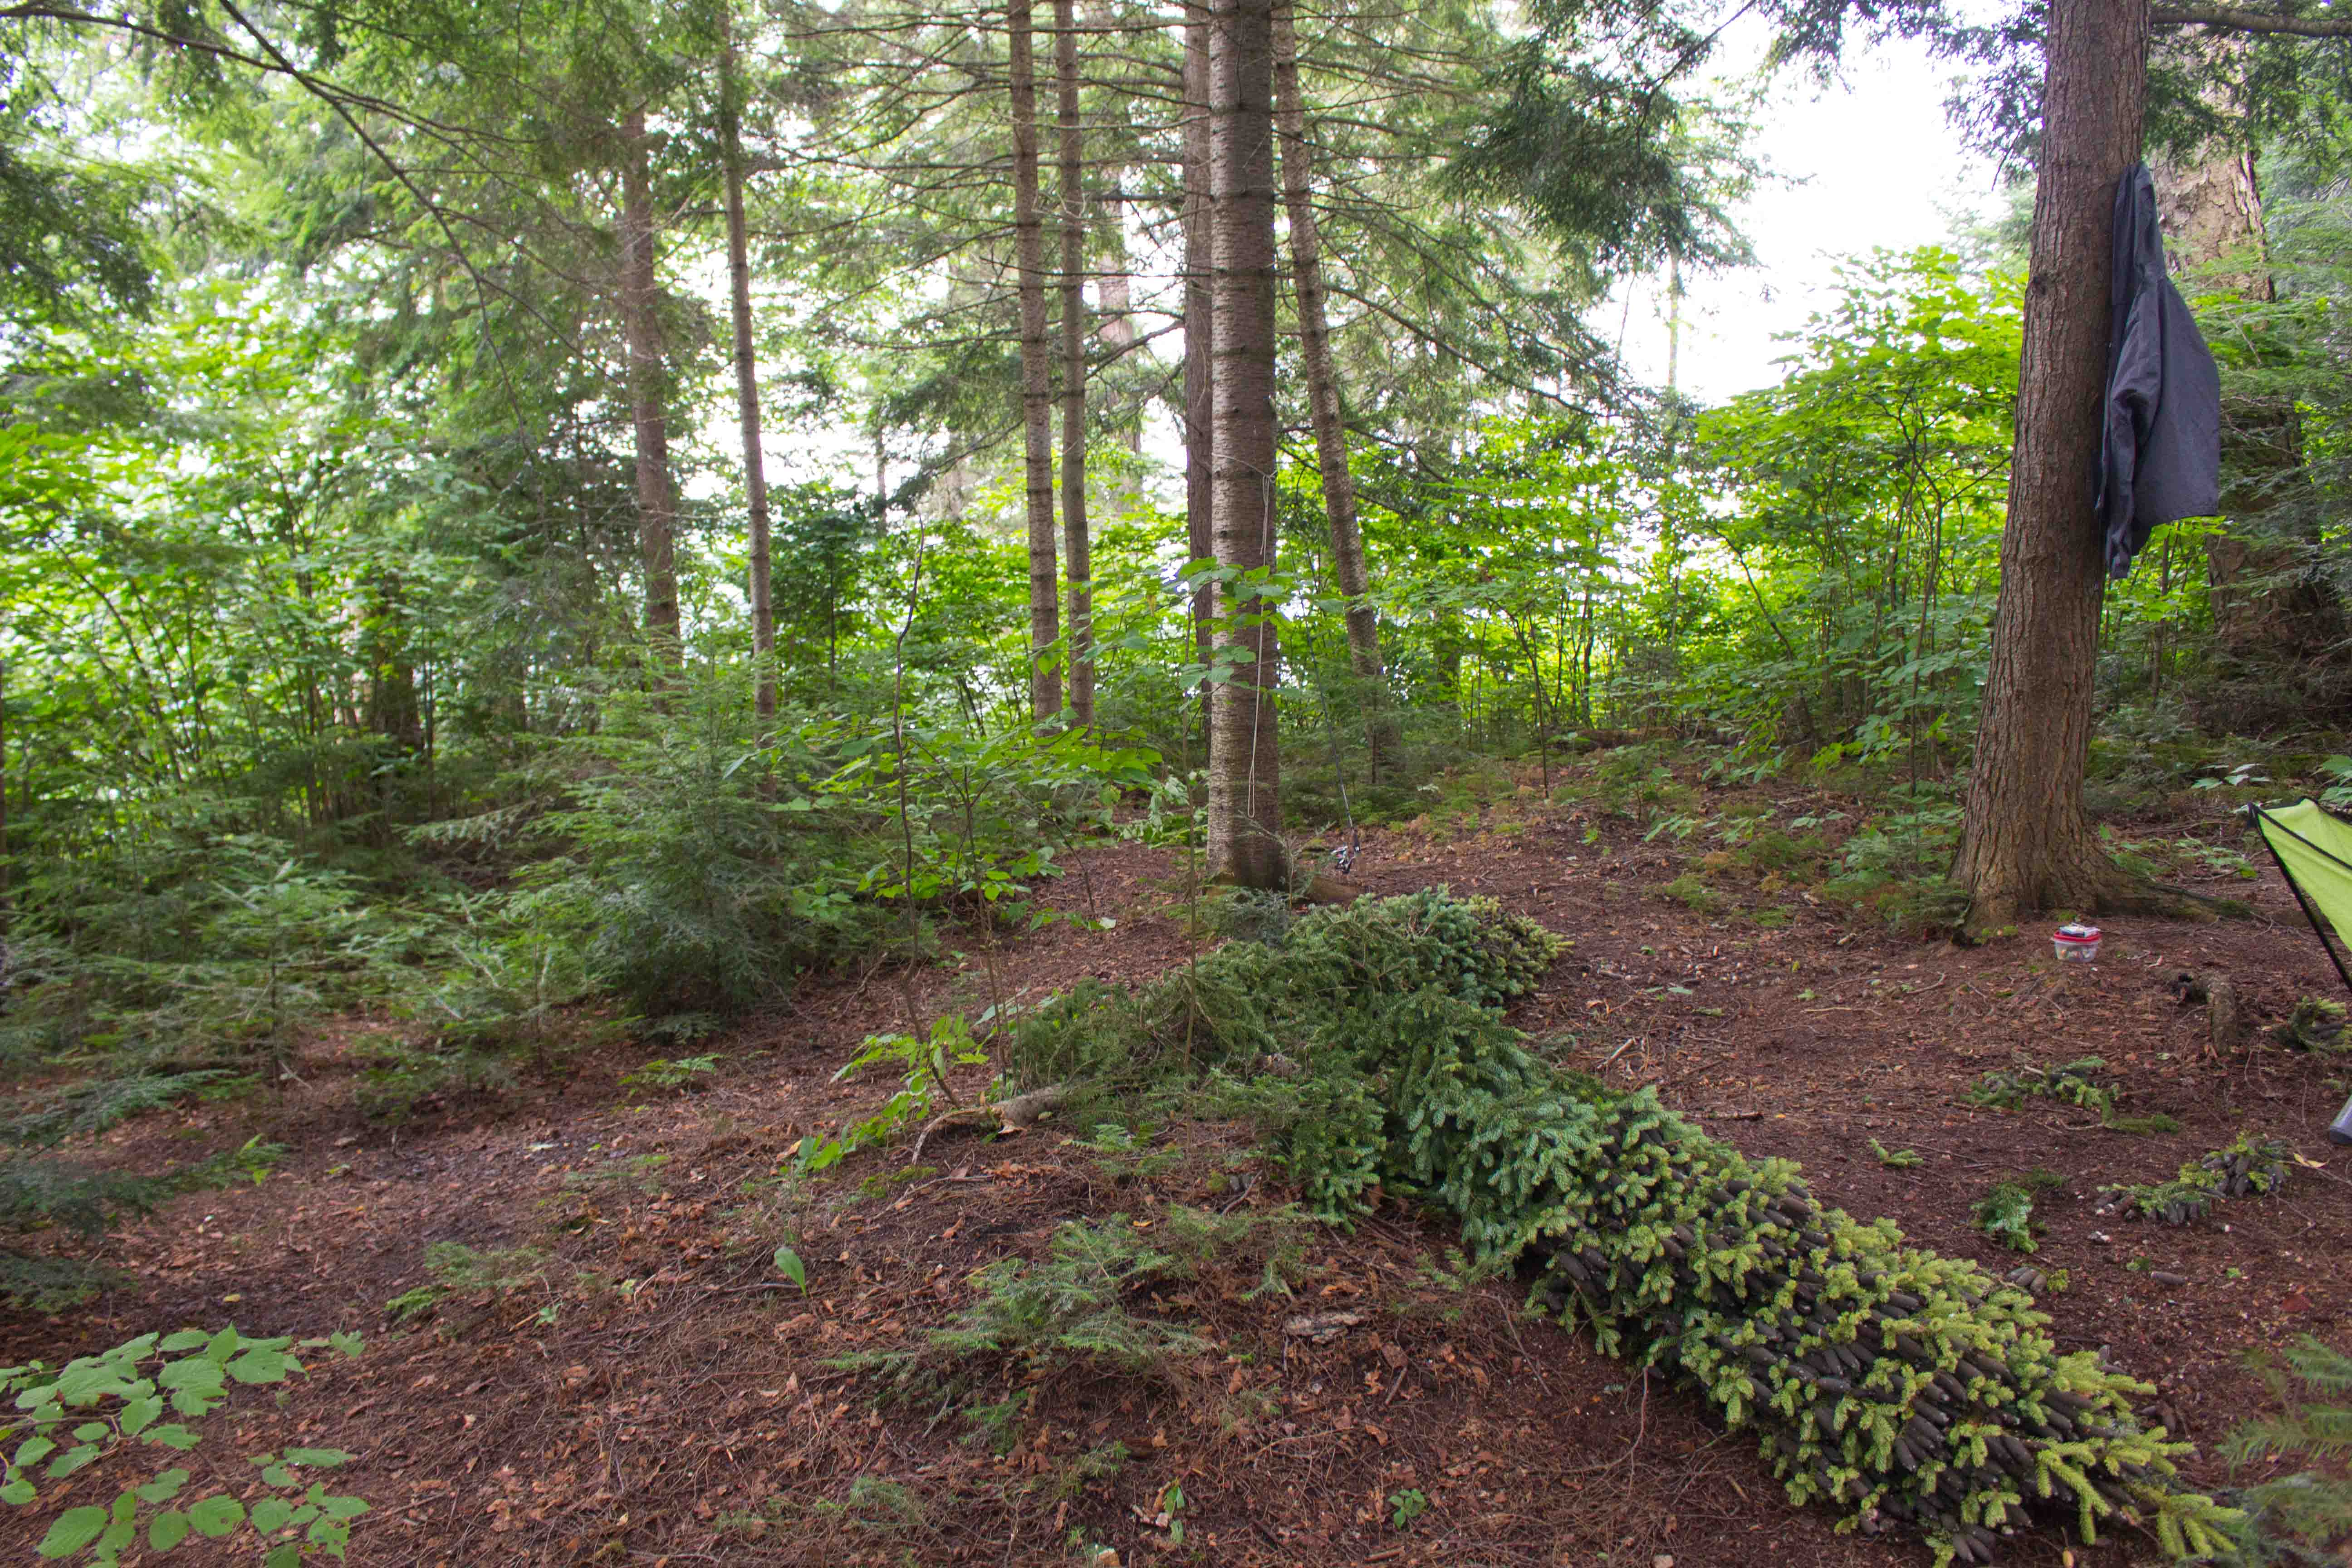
left=1003, top=890, right=2244, bottom=1565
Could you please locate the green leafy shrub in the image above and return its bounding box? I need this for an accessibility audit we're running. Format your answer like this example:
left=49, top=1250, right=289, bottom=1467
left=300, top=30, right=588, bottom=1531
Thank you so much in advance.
left=1004, top=887, right=1561, bottom=1102
left=523, top=692, right=882, bottom=1017
left=799, top=1015, right=989, bottom=1172
left=1, top=1327, right=367, bottom=1565
left=1732, top=828, right=1823, bottom=876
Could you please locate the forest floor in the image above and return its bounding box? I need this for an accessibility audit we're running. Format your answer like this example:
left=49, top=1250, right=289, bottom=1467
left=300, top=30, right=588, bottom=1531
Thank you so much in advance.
left=5, top=764, right=2350, bottom=1568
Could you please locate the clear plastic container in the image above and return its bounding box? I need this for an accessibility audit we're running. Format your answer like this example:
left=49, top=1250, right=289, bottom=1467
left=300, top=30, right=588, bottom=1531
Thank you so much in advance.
left=2053, top=923, right=2102, bottom=962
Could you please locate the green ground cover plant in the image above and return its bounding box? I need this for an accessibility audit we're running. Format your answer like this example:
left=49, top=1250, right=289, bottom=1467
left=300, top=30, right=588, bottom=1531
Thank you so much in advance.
left=1000, top=892, right=2241, bottom=1565
left=1, top=1328, right=367, bottom=1565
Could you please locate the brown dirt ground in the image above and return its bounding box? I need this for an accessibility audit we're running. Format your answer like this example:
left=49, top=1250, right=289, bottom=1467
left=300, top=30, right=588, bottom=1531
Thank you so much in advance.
left=4, top=767, right=2349, bottom=1568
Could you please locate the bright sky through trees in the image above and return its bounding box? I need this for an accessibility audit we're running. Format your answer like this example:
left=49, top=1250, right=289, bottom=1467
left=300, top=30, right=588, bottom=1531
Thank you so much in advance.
left=1612, top=26, right=2004, bottom=402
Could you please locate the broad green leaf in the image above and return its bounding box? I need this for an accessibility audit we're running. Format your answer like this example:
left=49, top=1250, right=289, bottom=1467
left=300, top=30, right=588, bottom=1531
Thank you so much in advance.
left=772, top=1246, right=806, bottom=1292
left=2, top=1476, right=36, bottom=1504
left=118, top=1396, right=162, bottom=1435
left=157, top=1333, right=209, bottom=1354
left=157, top=1358, right=225, bottom=1393
left=251, top=1495, right=294, bottom=1533
left=147, top=1511, right=191, bottom=1550
left=15, top=1436, right=56, bottom=1468
left=284, top=1448, right=353, bottom=1467
left=141, top=1425, right=201, bottom=1451
left=187, top=1494, right=244, bottom=1537
left=46, top=1442, right=101, bottom=1478
left=225, top=1348, right=292, bottom=1385
left=136, top=1468, right=189, bottom=1504
left=37, top=1505, right=108, bottom=1558
left=202, top=1328, right=240, bottom=1365
left=263, top=1543, right=299, bottom=1568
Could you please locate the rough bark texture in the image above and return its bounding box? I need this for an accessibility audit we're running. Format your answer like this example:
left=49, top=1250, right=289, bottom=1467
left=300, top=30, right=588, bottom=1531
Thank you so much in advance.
left=2148, top=88, right=2340, bottom=703
left=618, top=108, right=680, bottom=661
left=1272, top=5, right=1396, bottom=779
left=1953, top=0, right=2151, bottom=930
left=719, top=9, right=776, bottom=723
left=2151, top=34, right=2272, bottom=299
left=2153, top=146, right=2270, bottom=295
left=1181, top=1, right=1216, bottom=732
left=1010, top=0, right=1062, bottom=723
left=1205, top=0, right=1284, bottom=891
left=1055, top=0, right=1093, bottom=728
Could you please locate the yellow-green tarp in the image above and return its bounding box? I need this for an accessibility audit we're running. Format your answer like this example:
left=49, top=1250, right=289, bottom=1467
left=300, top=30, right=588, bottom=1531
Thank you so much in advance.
left=2250, top=800, right=2352, bottom=987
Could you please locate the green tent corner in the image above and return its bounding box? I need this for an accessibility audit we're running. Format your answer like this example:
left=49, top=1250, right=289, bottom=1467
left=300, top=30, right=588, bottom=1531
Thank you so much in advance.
left=2247, top=800, right=2352, bottom=1144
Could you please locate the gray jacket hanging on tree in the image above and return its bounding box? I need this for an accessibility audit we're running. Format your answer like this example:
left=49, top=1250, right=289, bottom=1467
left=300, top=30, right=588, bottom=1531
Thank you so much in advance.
left=2097, top=163, right=2221, bottom=580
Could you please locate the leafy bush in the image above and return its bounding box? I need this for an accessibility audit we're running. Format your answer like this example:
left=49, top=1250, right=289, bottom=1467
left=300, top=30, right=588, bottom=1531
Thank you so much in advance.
left=0, top=1327, right=367, bottom=1565
left=799, top=1015, right=989, bottom=1172
left=1005, top=887, right=1560, bottom=1103
left=0, top=825, right=424, bottom=1071
left=521, top=692, right=881, bottom=1018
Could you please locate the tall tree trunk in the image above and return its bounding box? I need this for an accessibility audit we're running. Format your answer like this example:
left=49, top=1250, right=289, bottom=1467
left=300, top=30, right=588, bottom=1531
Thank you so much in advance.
left=720, top=5, right=776, bottom=723
left=1055, top=0, right=1093, bottom=728
left=1181, top=0, right=1215, bottom=744
left=1010, top=0, right=1062, bottom=723
left=1273, top=3, right=1396, bottom=779
left=1206, top=0, right=1283, bottom=890
left=1952, top=0, right=2152, bottom=929
left=619, top=107, right=681, bottom=662
left=1, top=652, right=10, bottom=942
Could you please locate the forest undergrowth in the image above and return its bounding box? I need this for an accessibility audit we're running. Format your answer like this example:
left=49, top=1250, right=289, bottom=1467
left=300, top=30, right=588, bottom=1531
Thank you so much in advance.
left=4, top=739, right=2350, bottom=1568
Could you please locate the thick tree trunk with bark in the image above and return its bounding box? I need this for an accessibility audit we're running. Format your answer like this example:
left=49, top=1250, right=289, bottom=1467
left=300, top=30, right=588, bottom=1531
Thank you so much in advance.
left=1010, top=0, right=1062, bottom=723
left=1272, top=5, right=1396, bottom=779
left=1206, top=0, right=1284, bottom=890
left=1181, top=1, right=1215, bottom=735
left=1953, top=0, right=2153, bottom=930
left=619, top=108, right=680, bottom=661
left=719, top=7, right=776, bottom=723
left=1055, top=0, right=1093, bottom=728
